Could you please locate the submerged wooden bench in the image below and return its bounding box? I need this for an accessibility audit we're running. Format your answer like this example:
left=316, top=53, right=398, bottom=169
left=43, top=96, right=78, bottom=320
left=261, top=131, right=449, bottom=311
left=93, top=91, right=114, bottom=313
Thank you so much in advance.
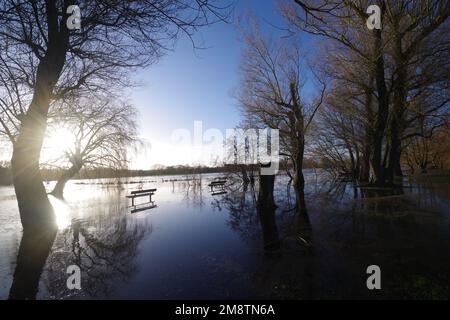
left=208, top=180, right=227, bottom=186
left=126, top=188, right=157, bottom=207
left=208, top=180, right=227, bottom=194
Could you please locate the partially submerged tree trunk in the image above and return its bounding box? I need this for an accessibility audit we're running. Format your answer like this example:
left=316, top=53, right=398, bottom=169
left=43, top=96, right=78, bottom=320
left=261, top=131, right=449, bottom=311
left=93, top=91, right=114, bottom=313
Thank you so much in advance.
left=11, top=108, right=55, bottom=230
left=360, top=85, right=374, bottom=183
left=369, top=28, right=389, bottom=186
left=293, top=151, right=307, bottom=214
left=10, top=1, right=69, bottom=230
left=51, top=162, right=83, bottom=198
left=290, top=82, right=309, bottom=215
left=385, top=32, right=407, bottom=185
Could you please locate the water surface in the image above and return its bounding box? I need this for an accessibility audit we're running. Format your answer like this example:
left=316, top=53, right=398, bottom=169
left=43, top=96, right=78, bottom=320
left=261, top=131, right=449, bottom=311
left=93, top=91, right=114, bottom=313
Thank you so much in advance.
left=1, top=171, right=449, bottom=299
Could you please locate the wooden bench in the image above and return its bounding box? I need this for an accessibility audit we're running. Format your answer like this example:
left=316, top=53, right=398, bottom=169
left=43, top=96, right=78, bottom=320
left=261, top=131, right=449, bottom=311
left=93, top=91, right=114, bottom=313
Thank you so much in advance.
left=126, top=188, right=157, bottom=207
left=208, top=180, right=227, bottom=193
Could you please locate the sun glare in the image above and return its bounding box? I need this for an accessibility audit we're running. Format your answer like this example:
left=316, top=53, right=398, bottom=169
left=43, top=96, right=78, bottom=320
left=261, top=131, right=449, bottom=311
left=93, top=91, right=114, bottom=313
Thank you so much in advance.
left=48, top=195, right=71, bottom=230
left=42, top=127, right=76, bottom=162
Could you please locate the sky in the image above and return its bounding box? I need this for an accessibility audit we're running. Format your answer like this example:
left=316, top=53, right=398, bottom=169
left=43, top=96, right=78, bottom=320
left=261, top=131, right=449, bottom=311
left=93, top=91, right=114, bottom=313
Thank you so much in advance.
left=128, top=0, right=293, bottom=169
left=0, top=0, right=315, bottom=169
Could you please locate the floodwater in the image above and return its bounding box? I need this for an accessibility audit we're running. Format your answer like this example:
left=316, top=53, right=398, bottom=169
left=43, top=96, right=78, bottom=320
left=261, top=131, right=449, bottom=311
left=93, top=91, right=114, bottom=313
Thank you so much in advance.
left=0, top=170, right=449, bottom=299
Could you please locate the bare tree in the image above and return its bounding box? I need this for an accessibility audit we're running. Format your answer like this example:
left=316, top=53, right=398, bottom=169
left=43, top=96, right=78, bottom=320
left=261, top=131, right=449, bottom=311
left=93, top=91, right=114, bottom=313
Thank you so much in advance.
left=44, top=95, right=139, bottom=197
left=281, top=0, right=450, bottom=185
left=403, top=122, right=450, bottom=174
left=382, top=0, right=449, bottom=183
left=224, top=128, right=258, bottom=187
left=310, top=38, right=377, bottom=182
left=280, top=0, right=392, bottom=185
left=0, top=0, right=231, bottom=230
left=237, top=19, right=325, bottom=213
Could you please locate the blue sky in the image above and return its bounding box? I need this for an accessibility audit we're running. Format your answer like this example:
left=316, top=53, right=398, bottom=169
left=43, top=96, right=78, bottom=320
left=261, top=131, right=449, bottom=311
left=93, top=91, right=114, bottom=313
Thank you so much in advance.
left=128, top=0, right=310, bottom=168
left=0, top=1, right=307, bottom=168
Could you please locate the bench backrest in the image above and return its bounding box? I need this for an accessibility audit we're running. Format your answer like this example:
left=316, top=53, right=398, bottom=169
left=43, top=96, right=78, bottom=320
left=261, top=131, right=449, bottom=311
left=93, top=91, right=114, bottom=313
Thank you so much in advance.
left=131, top=188, right=157, bottom=194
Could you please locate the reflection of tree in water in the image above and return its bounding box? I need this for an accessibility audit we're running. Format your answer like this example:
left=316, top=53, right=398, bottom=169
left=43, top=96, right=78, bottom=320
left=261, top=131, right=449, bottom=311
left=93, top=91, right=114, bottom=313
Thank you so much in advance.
left=211, top=183, right=261, bottom=243
left=179, top=178, right=204, bottom=207
left=213, top=175, right=450, bottom=298
left=212, top=180, right=316, bottom=298
left=317, top=179, right=450, bottom=298
left=212, top=180, right=312, bottom=253
left=44, top=206, right=151, bottom=298
left=9, top=226, right=57, bottom=300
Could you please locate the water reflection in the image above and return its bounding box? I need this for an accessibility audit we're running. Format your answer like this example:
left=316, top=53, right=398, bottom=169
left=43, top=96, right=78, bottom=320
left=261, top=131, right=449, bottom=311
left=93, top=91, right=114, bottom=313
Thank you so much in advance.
left=211, top=182, right=259, bottom=242
left=1, top=172, right=450, bottom=299
left=9, top=226, right=57, bottom=300
left=49, top=196, right=71, bottom=229
left=45, top=215, right=150, bottom=298
left=44, top=194, right=151, bottom=298
left=214, top=174, right=450, bottom=298
left=213, top=178, right=310, bottom=253
left=257, top=205, right=280, bottom=252
left=180, top=178, right=204, bottom=207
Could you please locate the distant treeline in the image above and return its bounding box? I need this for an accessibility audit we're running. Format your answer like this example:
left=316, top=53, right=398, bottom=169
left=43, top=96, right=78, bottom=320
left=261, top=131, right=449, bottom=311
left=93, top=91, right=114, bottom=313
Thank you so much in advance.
left=0, top=165, right=226, bottom=185
left=0, top=159, right=323, bottom=186
left=75, top=166, right=230, bottom=180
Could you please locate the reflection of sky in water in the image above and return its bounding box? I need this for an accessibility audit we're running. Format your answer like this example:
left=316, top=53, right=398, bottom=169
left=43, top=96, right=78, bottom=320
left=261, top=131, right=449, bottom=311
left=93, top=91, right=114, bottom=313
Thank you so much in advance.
left=1, top=171, right=450, bottom=299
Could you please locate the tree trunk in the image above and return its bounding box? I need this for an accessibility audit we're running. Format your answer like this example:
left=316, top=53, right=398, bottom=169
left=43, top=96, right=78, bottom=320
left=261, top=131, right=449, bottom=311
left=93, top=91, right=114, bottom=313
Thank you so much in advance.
left=293, top=151, right=307, bottom=215
left=369, top=28, right=389, bottom=186
left=51, top=163, right=82, bottom=198
left=289, top=82, right=308, bottom=214
left=360, top=142, right=371, bottom=182
left=11, top=97, right=55, bottom=231
left=10, top=1, right=69, bottom=231
left=360, top=83, right=374, bottom=183
left=395, top=159, right=403, bottom=177
left=386, top=34, right=407, bottom=185
left=385, top=129, right=402, bottom=184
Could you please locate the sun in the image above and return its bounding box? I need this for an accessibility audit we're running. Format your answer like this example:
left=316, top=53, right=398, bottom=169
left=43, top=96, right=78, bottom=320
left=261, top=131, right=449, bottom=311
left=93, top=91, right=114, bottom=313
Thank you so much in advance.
left=41, top=126, right=76, bottom=164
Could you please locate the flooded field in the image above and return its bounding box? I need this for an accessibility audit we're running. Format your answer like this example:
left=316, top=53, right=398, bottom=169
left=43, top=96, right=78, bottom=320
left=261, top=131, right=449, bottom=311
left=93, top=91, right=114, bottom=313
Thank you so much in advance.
left=1, top=170, right=449, bottom=299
